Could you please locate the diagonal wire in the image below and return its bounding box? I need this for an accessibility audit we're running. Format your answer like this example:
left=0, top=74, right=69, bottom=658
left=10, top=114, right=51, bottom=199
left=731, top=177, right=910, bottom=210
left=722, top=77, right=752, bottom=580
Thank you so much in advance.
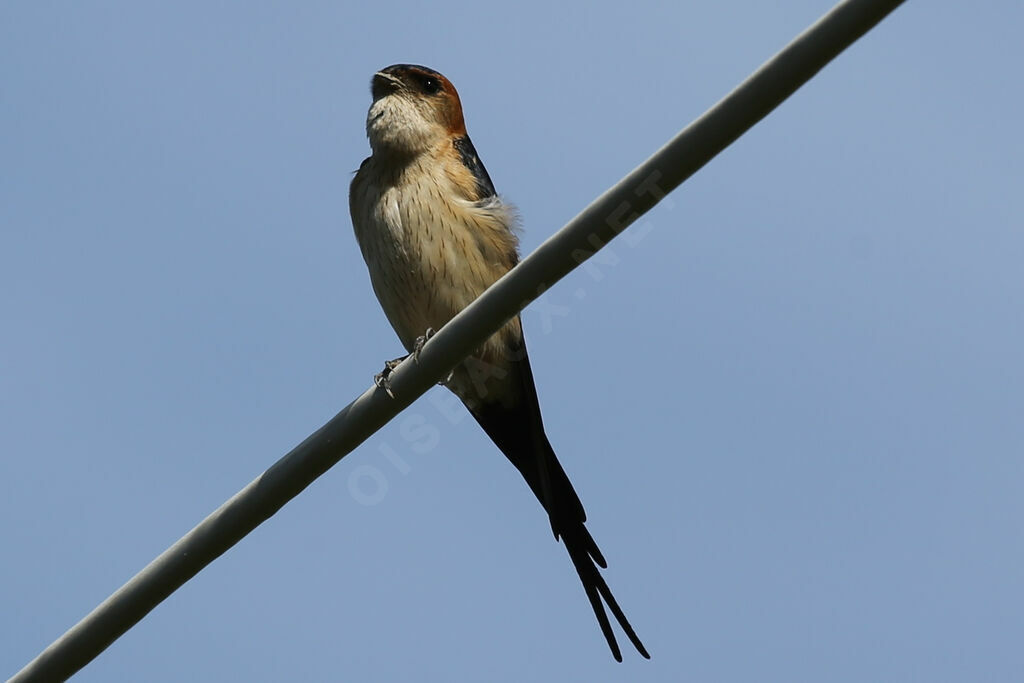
left=9, top=0, right=906, bottom=679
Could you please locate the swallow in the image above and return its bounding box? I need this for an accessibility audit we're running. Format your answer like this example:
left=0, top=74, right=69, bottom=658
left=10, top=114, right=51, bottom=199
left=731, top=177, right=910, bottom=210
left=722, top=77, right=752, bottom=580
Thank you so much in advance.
left=349, top=64, right=649, bottom=661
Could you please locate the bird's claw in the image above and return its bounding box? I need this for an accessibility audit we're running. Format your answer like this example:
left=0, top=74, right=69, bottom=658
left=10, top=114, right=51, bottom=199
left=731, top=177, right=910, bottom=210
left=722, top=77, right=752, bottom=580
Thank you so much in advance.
left=412, top=327, right=436, bottom=363
left=376, top=329, right=442, bottom=397
left=374, top=356, right=406, bottom=399
left=413, top=328, right=455, bottom=386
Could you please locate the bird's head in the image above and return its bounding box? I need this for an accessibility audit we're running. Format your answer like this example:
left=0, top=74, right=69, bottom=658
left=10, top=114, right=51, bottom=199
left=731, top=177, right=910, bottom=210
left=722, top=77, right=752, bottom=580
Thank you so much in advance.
left=365, top=64, right=467, bottom=156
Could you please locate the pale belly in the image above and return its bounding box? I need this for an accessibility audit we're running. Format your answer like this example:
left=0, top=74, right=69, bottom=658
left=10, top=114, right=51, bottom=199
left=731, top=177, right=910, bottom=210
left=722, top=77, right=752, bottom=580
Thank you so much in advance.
left=353, top=184, right=515, bottom=356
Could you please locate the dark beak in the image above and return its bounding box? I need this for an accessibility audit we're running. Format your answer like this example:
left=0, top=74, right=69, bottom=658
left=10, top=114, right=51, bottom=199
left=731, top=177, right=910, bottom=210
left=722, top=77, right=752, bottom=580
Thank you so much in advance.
left=371, top=72, right=402, bottom=100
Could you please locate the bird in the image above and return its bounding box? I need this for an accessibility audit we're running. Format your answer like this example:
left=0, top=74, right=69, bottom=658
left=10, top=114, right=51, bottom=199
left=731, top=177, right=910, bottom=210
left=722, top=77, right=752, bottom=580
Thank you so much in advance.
left=349, top=63, right=649, bottom=661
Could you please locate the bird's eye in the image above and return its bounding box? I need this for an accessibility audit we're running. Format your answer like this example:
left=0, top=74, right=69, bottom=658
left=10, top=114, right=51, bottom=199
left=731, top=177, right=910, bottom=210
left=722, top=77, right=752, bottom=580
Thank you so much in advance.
left=420, top=77, right=442, bottom=95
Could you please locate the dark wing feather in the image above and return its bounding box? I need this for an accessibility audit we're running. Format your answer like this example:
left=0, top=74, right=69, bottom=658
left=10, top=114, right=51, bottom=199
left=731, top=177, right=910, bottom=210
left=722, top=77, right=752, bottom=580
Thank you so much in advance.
left=453, top=135, right=497, bottom=200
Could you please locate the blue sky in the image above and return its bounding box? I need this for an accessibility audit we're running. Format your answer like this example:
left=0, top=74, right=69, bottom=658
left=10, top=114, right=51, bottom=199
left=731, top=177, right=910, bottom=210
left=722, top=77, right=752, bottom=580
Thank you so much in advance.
left=2, top=1, right=1022, bottom=681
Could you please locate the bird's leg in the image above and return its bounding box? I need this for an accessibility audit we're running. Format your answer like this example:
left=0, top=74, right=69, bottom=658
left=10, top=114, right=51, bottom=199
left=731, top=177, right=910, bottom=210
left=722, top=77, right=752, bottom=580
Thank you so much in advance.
left=412, top=327, right=435, bottom=362
left=374, top=326, right=437, bottom=398
left=373, top=356, right=408, bottom=399
left=411, top=328, right=456, bottom=386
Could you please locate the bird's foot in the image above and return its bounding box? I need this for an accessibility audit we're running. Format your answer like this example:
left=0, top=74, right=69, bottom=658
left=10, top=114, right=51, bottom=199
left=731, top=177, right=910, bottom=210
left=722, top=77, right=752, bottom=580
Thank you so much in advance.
left=412, top=327, right=436, bottom=363
left=373, top=356, right=407, bottom=399
left=411, top=328, right=454, bottom=386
